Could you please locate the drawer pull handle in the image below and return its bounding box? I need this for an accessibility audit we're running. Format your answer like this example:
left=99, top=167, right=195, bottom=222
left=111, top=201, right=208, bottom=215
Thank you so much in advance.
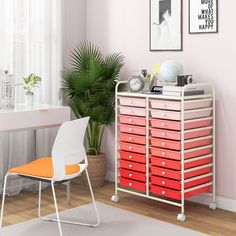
left=161, top=132, right=165, bottom=136
left=128, top=119, right=133, bottom=122
left=162, top=142, right=165, bottom=146
left=162, top=191, right=166, bottom=195
left=161, top=123, right=165, bottom=126
left=161, top=113, right=166, bottom=117
left=129, top=109, right=133, bottom=113
left=129, top=146, right=133, bottom=150
left=129, top=100, right=132, bottom=104
left=129, top=128, right=133, bottom=131
left=129, top=164, right=133, bottom=168
left=129, top=137, right=132, bottom=141
left=162, top=162, right=165, bottom=165
left=129, top=174, right=133, bottom=177
left=162, top=181, right=166, bottom=185
left=162, top=171, right=165, bottom=175
left=129, top=155, right=132, bottom=159
left=162, top=152, right=165, bottom=156
left=129, top=183, right=133, bottom=187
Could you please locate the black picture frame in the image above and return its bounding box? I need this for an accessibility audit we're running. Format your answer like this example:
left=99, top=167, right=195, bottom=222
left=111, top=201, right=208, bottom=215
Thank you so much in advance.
left=150, top=0, right=183, bottom=51
left=189, top=0, right=218, bottom=34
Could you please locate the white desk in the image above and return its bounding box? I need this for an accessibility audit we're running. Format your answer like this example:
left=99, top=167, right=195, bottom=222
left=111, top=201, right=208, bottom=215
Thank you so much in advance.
left=0, top=104, right=71, bottom=202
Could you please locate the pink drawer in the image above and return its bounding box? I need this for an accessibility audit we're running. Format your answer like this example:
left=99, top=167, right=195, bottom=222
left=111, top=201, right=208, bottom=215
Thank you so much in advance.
left=120, top=159, right=146, bottom=173
left=119, top=150, right=146, bottom=163
left=118, top=97, right=146, bottom=107
left=185, top=108, right=212, bottom=120
left=119, top=106, right=145, bottom=117
left=119, top=115, right=146, bottom=126
left=151, top=175, right=212, bottom=190
left=120, top=177, right=146, bottom=192
left=151, top=165, right=211, bottom=180
left=151, top=184, right=211, bottom=200
left=119, top=133, right=146, bottom=145
left=119, top=124, right=146, bottom=135
left=150, top=127, right=212, bottom=141
left=150, top=99, right=212, bottom=111
left=120, top=142, right=146, bottom=154
left=120, top=168, right=146, bottom=182
left=150, top=136, right=212, bottom=150
left=150, top=118, right=212, bottom=131
left=151, top=155, right=212, bottom=170
left=151, top=146, right=212, bottom=161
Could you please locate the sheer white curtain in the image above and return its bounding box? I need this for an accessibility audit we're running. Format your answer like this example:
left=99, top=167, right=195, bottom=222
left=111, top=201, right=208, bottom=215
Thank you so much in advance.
left=0, top=0, right=62, bottom=195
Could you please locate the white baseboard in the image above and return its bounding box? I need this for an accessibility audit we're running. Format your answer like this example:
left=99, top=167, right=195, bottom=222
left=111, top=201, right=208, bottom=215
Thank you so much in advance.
left=105, top=170, right=236, bottom=213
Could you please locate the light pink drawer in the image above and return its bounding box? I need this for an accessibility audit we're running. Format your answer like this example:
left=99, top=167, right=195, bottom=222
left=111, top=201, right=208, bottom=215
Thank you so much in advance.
left=150, top=127, right=212, bottom=141
left=150, top=136, right=212, bottom=150
left=120, top=142, right=146, bottom=154
left=118, top=97, right=146, bottom=107
left=150, top=99, right=212, bottom=111
left=150, top=108, right=212, bottom=121
left=119, top=133, right=146, bottom=145
left=150, top=118, right=212, bottom=131
left=119, top=115, right=146, bottom=126
left=150, top=146, right=212, bottom=161
left=119, top=124, right=146, bottom=135
left=119, top=106, right=145, bottom=117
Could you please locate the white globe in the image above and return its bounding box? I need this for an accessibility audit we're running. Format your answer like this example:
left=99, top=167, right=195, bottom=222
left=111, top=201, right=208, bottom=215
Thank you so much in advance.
left=160, top=60, right=183, bottom=83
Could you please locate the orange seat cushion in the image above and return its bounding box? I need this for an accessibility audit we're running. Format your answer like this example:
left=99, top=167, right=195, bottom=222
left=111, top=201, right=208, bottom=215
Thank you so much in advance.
left=8, top=157, right=80, bottom=179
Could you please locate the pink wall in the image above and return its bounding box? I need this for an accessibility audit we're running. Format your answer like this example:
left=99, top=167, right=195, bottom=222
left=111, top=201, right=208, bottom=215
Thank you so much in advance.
left=85, top=0, right=236, bottom=200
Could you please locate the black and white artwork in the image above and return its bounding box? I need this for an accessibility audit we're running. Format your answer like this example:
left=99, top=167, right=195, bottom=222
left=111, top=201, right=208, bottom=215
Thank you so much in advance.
left=189, top=0, right=218, bottom=34
left=150, top=0, right=182, bottom=51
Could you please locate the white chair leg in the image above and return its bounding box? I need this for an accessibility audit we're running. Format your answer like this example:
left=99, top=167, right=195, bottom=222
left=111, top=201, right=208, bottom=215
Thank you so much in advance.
left=51, top=181, right=63, bottom=236
left=0, top=174, right=8, bottom=228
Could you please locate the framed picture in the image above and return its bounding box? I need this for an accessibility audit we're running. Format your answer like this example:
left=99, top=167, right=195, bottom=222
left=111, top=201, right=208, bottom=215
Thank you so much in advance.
left=189, top=0, right=218, bottom=34
left=150, top=0, right=182, bottom=51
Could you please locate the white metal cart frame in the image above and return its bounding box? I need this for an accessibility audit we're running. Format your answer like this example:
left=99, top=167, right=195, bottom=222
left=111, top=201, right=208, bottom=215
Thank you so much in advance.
left=111, top=82, right=216, bottom=222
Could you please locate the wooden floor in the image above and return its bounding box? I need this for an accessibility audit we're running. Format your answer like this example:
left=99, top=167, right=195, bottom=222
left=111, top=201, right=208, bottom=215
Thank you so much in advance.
left=2, top=179, right=236, bottom=236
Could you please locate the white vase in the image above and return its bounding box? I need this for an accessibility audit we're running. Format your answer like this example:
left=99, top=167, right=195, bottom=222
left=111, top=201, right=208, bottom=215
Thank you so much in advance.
left=25, top=92, right=34, bottom=106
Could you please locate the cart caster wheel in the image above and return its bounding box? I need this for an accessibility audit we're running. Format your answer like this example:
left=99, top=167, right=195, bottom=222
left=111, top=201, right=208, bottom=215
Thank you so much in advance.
left=111, top=195, right=120, bottom=203
left=177, top=214, right=186, bottom=222
left=209, top=202, right=217, bottom=210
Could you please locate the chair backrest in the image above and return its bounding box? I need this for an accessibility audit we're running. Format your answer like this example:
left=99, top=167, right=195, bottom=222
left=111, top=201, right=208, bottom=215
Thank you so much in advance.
left=51, top=117, right=89, bottom=181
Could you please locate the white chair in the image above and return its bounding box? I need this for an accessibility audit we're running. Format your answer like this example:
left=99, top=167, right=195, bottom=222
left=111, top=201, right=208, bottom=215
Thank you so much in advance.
left=0, top=117, right=100, bottom=236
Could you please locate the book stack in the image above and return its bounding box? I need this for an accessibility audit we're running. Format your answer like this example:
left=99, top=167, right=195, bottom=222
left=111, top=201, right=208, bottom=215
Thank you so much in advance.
left=163, top=86, right=204, bottom=97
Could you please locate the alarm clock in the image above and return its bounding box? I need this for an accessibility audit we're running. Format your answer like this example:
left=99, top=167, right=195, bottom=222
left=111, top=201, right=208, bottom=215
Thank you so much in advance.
left=128, top=76, right=145, bottom=92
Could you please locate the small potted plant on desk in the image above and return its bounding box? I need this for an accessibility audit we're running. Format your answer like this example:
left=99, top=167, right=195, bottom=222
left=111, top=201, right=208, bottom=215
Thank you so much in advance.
left=61, top=42, right=124, bottom=187
left=16, top=73, right=41, bottom=106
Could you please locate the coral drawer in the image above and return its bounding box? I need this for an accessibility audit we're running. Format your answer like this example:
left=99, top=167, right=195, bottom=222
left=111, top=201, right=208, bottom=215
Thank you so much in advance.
left=151, top=175, right=212, bottom=190
left=150, top=118, right=212, bottom=131
left=120, top=177, right=146, bottom=192
left=151, top=165, right=211, bottom=180
left=120, top=168, right=146, bottom=182
left=150, top=136, right=213, bottom=150
left=150, top=99, right=212, bottom=111
left=119, top=97, right=146, bottom=107
left=119, top=106, right=146, bottom=117
left=120, top=142, right=146, bottom=154
left=120, top=159, right=146, bottom=173
left=151, top=155, right=212, bottom=170
left=151, top=185, right=211, bottom=200
left=119, top=115, right=146, bottom=126
left=119, top=124, right=146, bottom=136
left=119, top=133, right=146, bottom=145
left=119, top=150, right=146, bottom=163
left=150, top=146, right=212, bottom=161
left=150, top=127, right=212, bottom=141
left=150, top=108, right=212, bottom=121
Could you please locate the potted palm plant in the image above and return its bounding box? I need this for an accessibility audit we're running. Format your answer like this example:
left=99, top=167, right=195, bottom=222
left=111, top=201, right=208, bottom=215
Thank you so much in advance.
left=61, top=42, right=124, bottom=187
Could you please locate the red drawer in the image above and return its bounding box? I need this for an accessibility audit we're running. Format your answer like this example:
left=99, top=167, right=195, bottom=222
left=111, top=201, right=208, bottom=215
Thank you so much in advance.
left=119, top=115, right=146, bottom=126
left=120, top=159, right=146, bottom=173
left=119, top=133, right=146, bottom=145
left=120, top=168, right=146, bottom=182
left=151, top=185, right=211, bottom=200
left=151, top=175, right=212, bottom=190
left=120, top=177, right=146, bottom=192
left=151, top=155, right=212, bottom=170
left=150, top=136, right=212, bottom=151
left=151, top=166, right=211, bottom=180
left=119, top=150, right=146, bottom=164
left=150, top=118, right=212, bottom=131
left=150, top=146, right=212, bottom=161
left=120, top=142, right=146, bottom=154
left=119, top=124, right=146, bottom=136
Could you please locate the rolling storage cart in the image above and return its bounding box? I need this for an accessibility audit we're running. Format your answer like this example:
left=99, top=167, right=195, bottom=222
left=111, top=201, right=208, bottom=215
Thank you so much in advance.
left=111, top=82, right=216, bottom=222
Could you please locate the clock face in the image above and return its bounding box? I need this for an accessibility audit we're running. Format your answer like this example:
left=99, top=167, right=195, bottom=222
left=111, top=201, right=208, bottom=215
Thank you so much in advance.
left=128, top=76, right=144, bottom=92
